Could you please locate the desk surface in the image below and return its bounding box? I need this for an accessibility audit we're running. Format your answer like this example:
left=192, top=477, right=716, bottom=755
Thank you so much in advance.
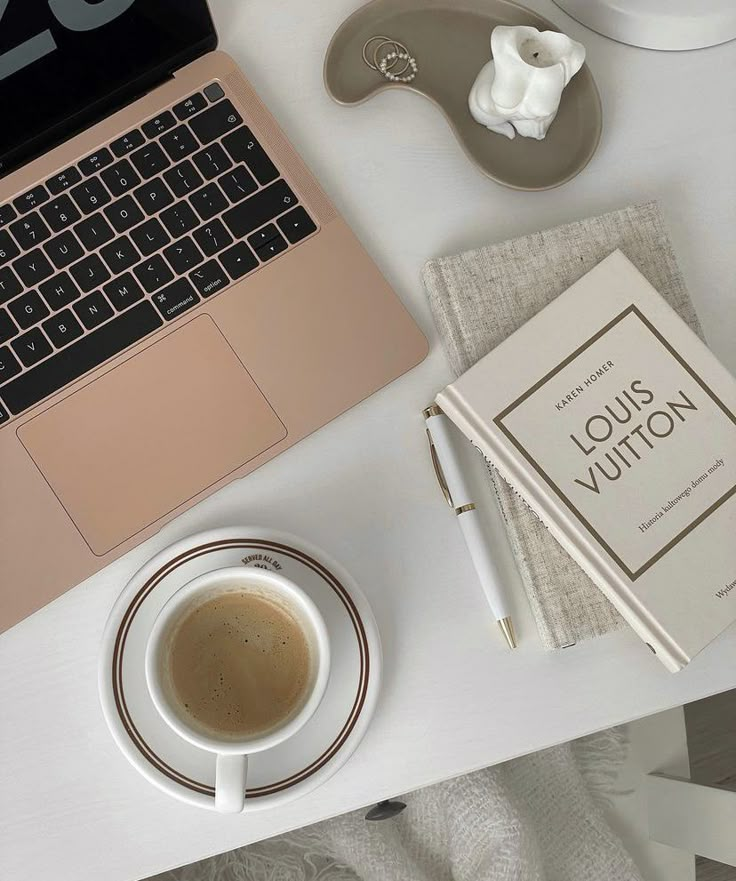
left=2, top=2, right=735, bottom=879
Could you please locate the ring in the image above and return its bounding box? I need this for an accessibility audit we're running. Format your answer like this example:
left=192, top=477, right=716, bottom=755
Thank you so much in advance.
left=379, top=50, right=418, bottom=83
left=362, top=36, right=400, bottom=71
left=373, top=38, right=410, bottom=76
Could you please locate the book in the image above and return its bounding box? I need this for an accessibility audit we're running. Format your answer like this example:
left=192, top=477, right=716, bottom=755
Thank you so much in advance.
left=436, top=250, right=736, bottom=671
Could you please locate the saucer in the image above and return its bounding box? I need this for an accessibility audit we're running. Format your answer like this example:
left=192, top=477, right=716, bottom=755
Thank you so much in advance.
left=99, top=528, right=381, bottom=811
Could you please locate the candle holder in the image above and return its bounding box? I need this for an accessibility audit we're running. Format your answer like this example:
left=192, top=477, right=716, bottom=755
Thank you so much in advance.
left=469, top=26, right=586, bottom=140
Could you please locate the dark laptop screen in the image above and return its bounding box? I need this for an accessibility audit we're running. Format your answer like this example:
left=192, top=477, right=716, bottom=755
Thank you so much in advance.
left=0, top=0, right=216, bottom=177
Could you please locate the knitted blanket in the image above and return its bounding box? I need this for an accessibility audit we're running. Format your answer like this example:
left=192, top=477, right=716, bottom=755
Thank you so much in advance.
left=156, top=727, right=641, bottom=881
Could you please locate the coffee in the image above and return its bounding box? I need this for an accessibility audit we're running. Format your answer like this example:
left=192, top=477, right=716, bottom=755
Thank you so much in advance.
left=164, top=589, right=313, bottom=740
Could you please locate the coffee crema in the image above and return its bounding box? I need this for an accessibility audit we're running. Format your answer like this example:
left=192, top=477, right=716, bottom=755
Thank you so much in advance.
left=165, top=590, right=312, bottom=739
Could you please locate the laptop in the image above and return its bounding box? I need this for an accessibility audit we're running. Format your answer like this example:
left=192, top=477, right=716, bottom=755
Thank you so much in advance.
left=0, top=2, right=427, bottom=633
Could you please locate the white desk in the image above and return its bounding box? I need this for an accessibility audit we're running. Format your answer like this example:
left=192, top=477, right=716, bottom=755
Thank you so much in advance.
left=2, top=2, right=735, bottom=879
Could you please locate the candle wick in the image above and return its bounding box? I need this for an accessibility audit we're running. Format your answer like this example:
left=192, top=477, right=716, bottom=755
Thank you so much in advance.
left=533, top=51, right=539, bottom=58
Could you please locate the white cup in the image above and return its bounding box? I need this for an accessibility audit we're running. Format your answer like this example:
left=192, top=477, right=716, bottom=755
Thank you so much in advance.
left=145, top=567, right=330, bottom=813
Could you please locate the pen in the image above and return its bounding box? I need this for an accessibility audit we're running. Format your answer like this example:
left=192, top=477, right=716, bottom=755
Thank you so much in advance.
left=423, top=404, right=517, bottom=649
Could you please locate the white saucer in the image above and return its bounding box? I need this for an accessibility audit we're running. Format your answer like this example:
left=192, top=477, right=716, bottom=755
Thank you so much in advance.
left=99, top=528, right=381, bottom=811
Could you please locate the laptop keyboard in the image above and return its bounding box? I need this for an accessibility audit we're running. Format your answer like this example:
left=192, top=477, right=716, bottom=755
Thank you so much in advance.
left=0, top=82, right=317, bottom=424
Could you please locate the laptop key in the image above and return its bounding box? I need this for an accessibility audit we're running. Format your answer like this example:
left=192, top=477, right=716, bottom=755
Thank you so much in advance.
left=71, top=178, right=111, bottom=215
left=193, top=144, right=232, bottom=181
left=9, top=290, right=49, bottom=330
left=100, top=235, right=140, bottom=274
left=0, top=267, right=22, bottom=304
left=142, top=111, right=176, bottom=139
left=194, top=219, right=232, bottom=257
left=220, top=241, right=257, bottom=280
left=164, top=160, right=203, bottom=198
left=133, top=178, right=174, bottom=215
left=247, top=224, right=279, bottom=250
left=219, top=165, right=257, bottom=203
left=42, top=309, right=84, bottom=348
left=75, top=212, right=115, bottom=250
left=190, top=260, right=228, bottom=298
left=79, top=149, right=113, bottom=176
left=0, top=308, right=17, bottom=344
left=0, top=402, right=8, bottom=424
left=130, top=217, right=170, bottom=256
left=46, top=167, right=82, bottom=195
left=222, top=180, right=297, bottom=239
left=74, top=291, right=114, bottom=330
left=10, top=213, right=51, bottom=249
left=39, top=272, right=82, bottom=310
left=163, top=236, right=203, bottom=274
left=277, top=206, right=317, bottom=244
left=255, top=233, right=288, bottom=262
left=190, top=182, right=227, bottom=222
left=110, top=129, right=144, bottom=157
left=43, top=230, right=84, bottom=270
left=104, top=195, right=144, bottom=234
left=189, top=100, right=243, bottom=144
left=101, top=159, right=141, bottom=198
left=40, top=195, right=81, bottom=233
left=14, top=185, right=50, bottom=215
left=160, top=202, right=198, bottom=238
left=103, top=272, right=144, bottom=311
left=222, top=128, right=278, bottom=185
left=130, top=142, right=170, bottom=179
left=0, top=204, right=17, bottom=227
left=0, top=231, right=21, bottom=266
left=160, top=125, right=198, bottom=161
left=0, top=301, right=162, bottom=414
left=0, top=345, right=22, bottom=383
left=70, top=253, right=110, bottom=293
left=134, top=254, right=174, bottom=293
left=13, top=248, right=53, bottom=286
left=204, top=82, right=225, bottom=103
left=152, top=278, right=199, bottom=321
left=12, top=327, right=52, bottom=367
left=173, top=93, right=207, bottom=120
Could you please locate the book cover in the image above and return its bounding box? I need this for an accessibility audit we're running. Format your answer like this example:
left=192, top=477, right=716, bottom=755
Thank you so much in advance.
left=436, top=250, right=736, bottom=670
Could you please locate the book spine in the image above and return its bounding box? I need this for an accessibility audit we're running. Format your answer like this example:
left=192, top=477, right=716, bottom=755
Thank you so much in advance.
left=436, top=387, right=690, bottom=672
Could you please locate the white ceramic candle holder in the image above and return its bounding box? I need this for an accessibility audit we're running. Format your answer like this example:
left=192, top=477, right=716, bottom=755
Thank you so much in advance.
left=469, top=25, right=586, bottom=140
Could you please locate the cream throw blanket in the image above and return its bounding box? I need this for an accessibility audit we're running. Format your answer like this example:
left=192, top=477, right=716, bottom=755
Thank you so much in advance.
left=157, top=728, right=642, bottom=881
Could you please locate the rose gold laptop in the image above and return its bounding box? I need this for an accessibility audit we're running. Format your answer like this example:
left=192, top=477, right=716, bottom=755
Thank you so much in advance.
left=0, top=2, right=427, bottom=633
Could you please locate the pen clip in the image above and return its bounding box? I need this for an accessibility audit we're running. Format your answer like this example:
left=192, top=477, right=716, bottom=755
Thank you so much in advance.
left=426, top=428, right=454, bottom=508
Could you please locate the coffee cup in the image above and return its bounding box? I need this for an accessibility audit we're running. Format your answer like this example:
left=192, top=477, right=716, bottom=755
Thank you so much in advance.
left=145, top=567, right=330, bottom=813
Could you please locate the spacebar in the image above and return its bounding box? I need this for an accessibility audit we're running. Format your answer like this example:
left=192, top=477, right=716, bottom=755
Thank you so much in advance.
left=1, top=301, right=162, bottom=415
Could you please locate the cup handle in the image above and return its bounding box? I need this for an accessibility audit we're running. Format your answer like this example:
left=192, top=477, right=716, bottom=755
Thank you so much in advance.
left=215, top=754, right=248, bottom=813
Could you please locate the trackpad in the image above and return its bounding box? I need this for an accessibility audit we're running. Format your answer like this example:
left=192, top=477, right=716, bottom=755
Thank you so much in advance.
left=19, top=316, right=286, bottom=555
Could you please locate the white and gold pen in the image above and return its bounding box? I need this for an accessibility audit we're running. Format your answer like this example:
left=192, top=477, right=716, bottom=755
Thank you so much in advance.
left=424, top=404, right=517, bottom=649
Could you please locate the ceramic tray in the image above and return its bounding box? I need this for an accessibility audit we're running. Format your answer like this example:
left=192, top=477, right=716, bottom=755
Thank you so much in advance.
left=324, top=0, right=602, bottom=190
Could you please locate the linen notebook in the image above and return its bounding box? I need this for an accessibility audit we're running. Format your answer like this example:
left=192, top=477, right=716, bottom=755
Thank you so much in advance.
left=422, top=202, right=704, bottom=651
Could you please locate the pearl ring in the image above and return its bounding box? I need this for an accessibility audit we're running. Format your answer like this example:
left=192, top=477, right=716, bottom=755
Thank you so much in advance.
left=379, top=51, right=418, bottom=83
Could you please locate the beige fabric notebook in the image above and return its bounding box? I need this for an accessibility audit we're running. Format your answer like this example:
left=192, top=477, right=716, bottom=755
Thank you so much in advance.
left=422, top=203, right=706, bottom=651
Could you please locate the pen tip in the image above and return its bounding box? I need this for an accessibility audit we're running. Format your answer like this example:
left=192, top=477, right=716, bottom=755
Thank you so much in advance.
left=498, top=617, right=517, bottom=649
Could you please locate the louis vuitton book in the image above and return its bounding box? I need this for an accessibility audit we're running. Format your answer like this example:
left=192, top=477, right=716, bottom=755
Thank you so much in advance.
left=436, top=250, right=736, bottom=671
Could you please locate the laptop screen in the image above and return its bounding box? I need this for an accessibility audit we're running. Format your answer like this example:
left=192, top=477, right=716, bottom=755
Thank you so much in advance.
left=0, top=0, right=216, bottom=177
